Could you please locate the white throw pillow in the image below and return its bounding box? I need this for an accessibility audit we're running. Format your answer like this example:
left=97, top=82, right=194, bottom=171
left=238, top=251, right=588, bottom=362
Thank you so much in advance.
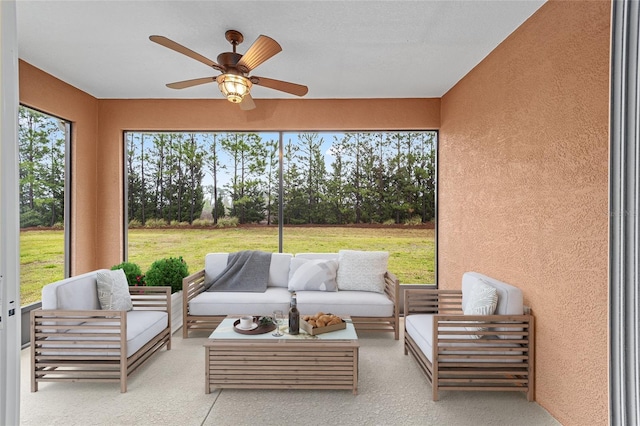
left=288, top=257, right=338, bottom=291
left=336, top=250, right=388, bottom=293
left=463, top=280, right=498, bottom=338
left=96, top=269, right=133, bottom=311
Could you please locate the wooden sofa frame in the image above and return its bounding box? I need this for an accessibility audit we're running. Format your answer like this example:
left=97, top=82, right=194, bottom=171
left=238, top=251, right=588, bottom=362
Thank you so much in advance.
left=31, top=286, right=172, bottom=393
left=403, top=289, right=534, bottom=401
left=183, top=270, right=400, bottom=339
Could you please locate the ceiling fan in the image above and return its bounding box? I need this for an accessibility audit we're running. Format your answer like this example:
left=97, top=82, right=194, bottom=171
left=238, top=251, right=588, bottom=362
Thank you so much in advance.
left=149, top=30, right=308, bottom=111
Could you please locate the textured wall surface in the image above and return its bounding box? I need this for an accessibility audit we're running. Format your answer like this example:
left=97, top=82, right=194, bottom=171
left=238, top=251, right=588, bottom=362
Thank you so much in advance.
left=439, top=1, right=610, bottom=425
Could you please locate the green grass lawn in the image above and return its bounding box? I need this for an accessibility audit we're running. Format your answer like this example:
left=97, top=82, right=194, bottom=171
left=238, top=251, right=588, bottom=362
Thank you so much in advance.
left=20, top=226, right=435, bottom=306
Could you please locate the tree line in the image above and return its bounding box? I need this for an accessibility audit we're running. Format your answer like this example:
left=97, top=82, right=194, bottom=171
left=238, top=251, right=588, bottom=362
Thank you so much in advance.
left=126, top=131, right=436, bottom=226
left=17, top=106, right=436, bottom=230
left=18, top=107, right=66, bottom=228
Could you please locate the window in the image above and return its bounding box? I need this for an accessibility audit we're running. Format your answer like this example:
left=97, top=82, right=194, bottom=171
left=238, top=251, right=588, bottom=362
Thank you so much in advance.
left=124, top=131, right=436, bottom=285
left=18, top=106, right=70, bottom=306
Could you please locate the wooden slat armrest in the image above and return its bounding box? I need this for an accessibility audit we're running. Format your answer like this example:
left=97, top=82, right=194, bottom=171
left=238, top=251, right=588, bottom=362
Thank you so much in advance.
left=404, top=289, right=463, bottom=316
left=435, top=314, right=532, bottom=323
left=183, top=269, right=206, bottom=302
left=31, top=309, right=126, bottom=337
left=129, top=286, right=171, bottom=312
left=434, top=314, right=533, bottom=340
left=33, top=309, right=126, bottom=319
left=384, top=271, right=400, bottom=303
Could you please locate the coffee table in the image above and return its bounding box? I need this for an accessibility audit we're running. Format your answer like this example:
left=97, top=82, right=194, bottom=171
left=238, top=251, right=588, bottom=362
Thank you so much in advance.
left=204, top=316, right=359, bottom=394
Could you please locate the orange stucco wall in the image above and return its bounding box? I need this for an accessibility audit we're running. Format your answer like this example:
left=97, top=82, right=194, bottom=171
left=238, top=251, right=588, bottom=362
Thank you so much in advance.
left=438, top=1, right=610, bottom=425
left=18, top=60, right=99, bottom=275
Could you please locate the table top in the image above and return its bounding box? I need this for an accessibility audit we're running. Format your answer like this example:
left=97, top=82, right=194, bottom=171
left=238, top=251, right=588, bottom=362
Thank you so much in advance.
left=207, top=317, right=359, bottom=341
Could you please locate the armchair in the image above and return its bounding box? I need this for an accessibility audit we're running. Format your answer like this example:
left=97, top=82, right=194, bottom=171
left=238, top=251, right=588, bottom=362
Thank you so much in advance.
left=31, top=270, right=172, bottom=393
left=403, top=272, right=534, bottom=401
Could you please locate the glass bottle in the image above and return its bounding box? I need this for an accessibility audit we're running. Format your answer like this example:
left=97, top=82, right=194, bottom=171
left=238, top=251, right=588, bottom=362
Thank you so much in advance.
left=288, top=292, right=300, bottom=335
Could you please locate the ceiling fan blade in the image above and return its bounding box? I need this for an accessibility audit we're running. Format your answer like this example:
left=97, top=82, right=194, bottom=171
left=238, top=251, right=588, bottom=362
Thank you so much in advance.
left=250, top=76, right=308, bottom=97
left=236, top=35, right=282, bottom=73
left=149, top=35, right=225, bottom=72
left=239, top=93, right=256, bottom=111
left=166, top=77, right=216, bottom=89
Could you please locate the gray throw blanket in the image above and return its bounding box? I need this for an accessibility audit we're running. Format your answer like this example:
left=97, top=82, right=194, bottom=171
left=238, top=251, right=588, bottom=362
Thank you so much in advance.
left=204, top=250, right=272, bottom=292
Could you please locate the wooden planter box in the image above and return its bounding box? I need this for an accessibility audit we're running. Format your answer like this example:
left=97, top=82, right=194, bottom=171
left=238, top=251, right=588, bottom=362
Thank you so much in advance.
left=171, top=290, right=183, bottom=334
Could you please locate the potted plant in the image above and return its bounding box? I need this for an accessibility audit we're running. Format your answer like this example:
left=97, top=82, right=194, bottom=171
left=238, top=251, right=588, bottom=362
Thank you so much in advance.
left=110, top=261, right=146, bottom=287
left=145, top=256, right=189, bottom=334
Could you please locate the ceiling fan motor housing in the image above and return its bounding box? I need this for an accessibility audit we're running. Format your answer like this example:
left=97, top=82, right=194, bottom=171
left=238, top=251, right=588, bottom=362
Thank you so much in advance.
left=216, top=52, right=244, bottom=74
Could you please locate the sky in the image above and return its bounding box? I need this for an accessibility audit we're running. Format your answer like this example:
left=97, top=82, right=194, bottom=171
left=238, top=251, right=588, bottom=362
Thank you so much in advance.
left=199, top=131, right=340, bottom=192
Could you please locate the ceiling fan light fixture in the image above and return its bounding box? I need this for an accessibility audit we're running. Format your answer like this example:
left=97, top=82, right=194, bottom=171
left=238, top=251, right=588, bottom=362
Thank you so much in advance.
left=216, top=74, right=252, bottom=103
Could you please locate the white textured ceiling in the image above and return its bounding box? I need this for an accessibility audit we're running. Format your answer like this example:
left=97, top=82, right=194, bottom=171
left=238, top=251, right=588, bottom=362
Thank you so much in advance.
left=16, top=0, right=545, bottom=100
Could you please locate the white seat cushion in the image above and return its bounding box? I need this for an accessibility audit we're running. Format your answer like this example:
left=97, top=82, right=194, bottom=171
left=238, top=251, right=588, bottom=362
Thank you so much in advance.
left=405, top=314, right=522, bottom=363
left=43, top=310, right=168, bottom=358
left=296, top=290, right=394, bottom=317
left=189, top=287, right=291, bottom=316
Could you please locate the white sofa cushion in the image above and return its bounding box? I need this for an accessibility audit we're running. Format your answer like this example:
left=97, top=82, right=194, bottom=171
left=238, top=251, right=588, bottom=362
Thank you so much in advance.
left=288, top=257, right=338, bottom=291
left=463, top=280, right=498, bottom=338
left=41, top=270, right=103, bottom=311
left=461, top=272, right=523, bottom=315
left=336, top=250, right=389, bottom=293
left=96, top=269, right=133, bottom=311
left=42, top=310, right=168, bottom=358
left=189, top=287, right=291, bottom=316
left=296, top=290, right=394, bottom=317
left=295, top=253, right=339, bottom=261
left=405, top=314, right=522, bottom=363
left=204, top=252, right=292, bottom=288
left=461, top=272, right=524, bottom=339
left=41, top=270, right=104, bottom=331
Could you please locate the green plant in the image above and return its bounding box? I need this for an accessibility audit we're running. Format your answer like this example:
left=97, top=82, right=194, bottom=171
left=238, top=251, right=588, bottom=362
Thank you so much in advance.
left=192, top=218, right=214, bottom=227
left=215, top=216, right=239, bottom=228
left=145, top=256, right=189, bottom=293
left=145, top=218, right=168, bottom=228
left=404, top=215, right=423, bottom=226
left=111, top=261, right=145, bottom=286
left=128, top=218, right=142, bottom=228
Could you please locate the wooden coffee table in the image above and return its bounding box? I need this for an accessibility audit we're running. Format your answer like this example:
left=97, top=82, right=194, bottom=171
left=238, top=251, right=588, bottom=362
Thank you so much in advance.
left=204, top=316, right=359, bottom=394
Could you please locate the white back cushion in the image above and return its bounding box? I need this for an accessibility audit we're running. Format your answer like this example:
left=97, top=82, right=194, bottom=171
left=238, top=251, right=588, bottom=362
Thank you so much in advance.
left=461, top=272, right=523, bottom=315
left=295, top=253, right=339, bottom=261
left=461, top=272, right=525, bottom=340
left=204, top=252, right=292, bottom=288
left=42, top=270, right=104, bottom=310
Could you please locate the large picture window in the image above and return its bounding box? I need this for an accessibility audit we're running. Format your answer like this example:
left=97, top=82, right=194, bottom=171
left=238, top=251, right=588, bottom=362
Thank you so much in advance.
left=18, top=105, right=70, bottom=306
left=124, top=131, right=436, bottom=285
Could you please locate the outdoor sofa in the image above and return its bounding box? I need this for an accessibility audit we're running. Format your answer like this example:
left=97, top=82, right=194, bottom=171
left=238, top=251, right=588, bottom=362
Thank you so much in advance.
left=30, top=269, right=172, bottom=392
left=404, top=271, right=534, bottom=400
left=182, top=250, right=400, bottom=339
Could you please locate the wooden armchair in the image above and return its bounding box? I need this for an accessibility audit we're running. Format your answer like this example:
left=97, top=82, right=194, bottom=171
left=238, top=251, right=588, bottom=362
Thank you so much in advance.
left=31, top=271, right=171, bottom=393
left=403, top=273, right=534, bottom=401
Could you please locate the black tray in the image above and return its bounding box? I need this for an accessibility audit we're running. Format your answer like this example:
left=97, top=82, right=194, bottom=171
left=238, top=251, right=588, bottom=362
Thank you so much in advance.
left=233, top=317, right=277, bottom=335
